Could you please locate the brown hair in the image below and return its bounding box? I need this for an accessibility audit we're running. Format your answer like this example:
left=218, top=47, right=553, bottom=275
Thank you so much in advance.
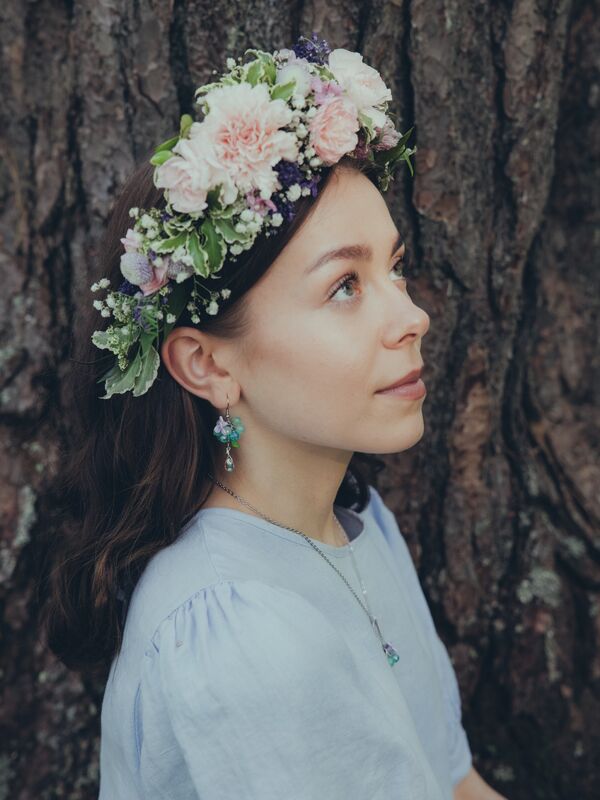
left=36, top=154, right=385, bottom=678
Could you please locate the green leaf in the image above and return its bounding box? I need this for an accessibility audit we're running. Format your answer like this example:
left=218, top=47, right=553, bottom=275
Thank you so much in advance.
left=200, top=218, right=225, bottom=272
left=132, top=345, right=161, bottom=397
left=270, top=80, right=296, bottom=102
left=150, top=149, right=175, bottom=167
left=380, top=127, right=414, bottom=165
left=187, top=230, right=209, bottom=277
left=153, top=231, right=188, bottom=254
left=97, top=361, right=122, bottom=385
left=91, top=330, right=112, bottom=350
left=179, top=114, right=193, bottom=139
left=139, top=331, right=157, bottom=356
left=358, top=110, right=376, bottom=140
left=262, top=57, right=276, bottom=85
left=245, top=60, right=262, bottom=86
left=100, top=350, right=143, bottom=399
left=153, top=134, right=179, bottom=154
left=213, top=217, right=241, bottom=243
left=206, top=186, right=223, bottom=210
left=209, top=195, right=237, bottom=219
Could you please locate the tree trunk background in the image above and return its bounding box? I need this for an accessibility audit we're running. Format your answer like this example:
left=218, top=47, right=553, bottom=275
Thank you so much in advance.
left=1, top=1, right=598, bottom=798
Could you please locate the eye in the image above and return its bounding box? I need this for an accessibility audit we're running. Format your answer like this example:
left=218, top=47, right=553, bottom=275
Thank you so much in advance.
left=327, top=256, right=408, bottom=304
left=390, top=256, right=407, bottom=282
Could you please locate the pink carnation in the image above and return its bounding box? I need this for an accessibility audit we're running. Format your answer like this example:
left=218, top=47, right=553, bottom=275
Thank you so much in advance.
left=154, top=140, right=212, bottom=215
left=308, top=96, right=360, bottom=166
left=197, top=82, right=299, bottom=203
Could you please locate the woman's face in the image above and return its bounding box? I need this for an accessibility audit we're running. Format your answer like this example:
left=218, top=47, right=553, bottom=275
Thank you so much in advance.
left=226, top=165, right=431, bottom=456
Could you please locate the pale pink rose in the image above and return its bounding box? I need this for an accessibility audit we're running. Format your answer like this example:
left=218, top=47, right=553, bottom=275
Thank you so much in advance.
left=139, top=260, right=170, bottom=296
left=120, top=227, right=143, bottom=253
left=327, top=49, right=391, bottom=129
left=308, top=96, right=360, bottom=165
left=154, top=139, right=212, bottom=215
left=198, top=82, right=299, bottom=202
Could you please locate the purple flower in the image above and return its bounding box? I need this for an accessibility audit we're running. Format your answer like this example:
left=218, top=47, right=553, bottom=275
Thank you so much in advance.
left=292, top=32, right=331, bottom=65
left=160, top=211, right=173, bottom=222
left=302, top=173, right=321, bottom=198
left=214, top=416, right=231, bottom=436
left=118, top=280, right=139, bottom=296
left=309, top=76, right=343, bottom=106
left=132, top=306, right=152, bottom=331
left=274, top=160, right=304, bottom=189
left=271, top=193, right=297, bottom=223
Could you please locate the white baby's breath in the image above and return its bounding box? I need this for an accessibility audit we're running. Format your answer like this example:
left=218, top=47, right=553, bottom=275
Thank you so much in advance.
left=286, top=184, right=302, bottom=201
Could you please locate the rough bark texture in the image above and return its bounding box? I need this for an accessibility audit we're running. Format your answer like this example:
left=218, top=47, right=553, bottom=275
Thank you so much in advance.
left=1, top=1, right=598, bottom=798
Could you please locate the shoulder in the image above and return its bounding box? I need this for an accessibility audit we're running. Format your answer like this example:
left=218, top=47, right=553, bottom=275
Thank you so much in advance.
left=144, top=578, right=359, bottom=685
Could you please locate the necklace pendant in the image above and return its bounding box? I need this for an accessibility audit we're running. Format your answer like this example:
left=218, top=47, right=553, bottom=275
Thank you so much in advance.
left=372, top=618, right=400, bottom=667
left=382, top=641, right=400, bottom=667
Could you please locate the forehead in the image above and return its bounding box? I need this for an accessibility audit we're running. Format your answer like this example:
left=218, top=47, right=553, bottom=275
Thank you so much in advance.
left=277, top=168, right=394, bottom=264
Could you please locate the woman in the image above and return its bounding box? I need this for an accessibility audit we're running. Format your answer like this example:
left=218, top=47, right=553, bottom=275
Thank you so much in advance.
left=40, top=33, right=506, bottom=800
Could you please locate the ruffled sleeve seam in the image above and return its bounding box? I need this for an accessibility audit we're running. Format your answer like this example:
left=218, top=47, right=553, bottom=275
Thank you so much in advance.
left=146, top=577, right=333, bottom=657
left=147, top=577, right=234, bottom=654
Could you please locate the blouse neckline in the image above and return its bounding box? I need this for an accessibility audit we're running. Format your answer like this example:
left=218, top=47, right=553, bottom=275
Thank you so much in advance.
left=192, top=502, right=368, bottom=557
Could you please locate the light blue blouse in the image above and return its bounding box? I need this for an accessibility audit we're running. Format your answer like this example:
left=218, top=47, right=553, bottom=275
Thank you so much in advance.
left=99, top=485, right=472, bottom=799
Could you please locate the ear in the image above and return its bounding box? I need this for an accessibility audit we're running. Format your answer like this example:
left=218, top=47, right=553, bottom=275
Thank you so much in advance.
left=160, top=326, right=240, bottom=408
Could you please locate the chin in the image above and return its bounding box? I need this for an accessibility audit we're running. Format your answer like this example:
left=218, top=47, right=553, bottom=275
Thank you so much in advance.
left=362, top=414, right=426, bottom=456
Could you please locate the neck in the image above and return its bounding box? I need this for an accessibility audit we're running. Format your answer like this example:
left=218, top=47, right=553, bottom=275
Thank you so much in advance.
left=204, top=428, right=353, bottom=548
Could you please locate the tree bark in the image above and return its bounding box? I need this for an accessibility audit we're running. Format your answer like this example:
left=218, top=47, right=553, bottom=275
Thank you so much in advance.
left=0, top=1, right=598, bottom=798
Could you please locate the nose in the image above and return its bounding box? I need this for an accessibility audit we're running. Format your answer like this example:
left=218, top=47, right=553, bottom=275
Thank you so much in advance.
left=381, top=283, right=430, bottom=345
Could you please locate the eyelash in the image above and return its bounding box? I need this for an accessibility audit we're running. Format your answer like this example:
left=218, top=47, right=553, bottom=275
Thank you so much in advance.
left=327, top=257, right=408, bottom=304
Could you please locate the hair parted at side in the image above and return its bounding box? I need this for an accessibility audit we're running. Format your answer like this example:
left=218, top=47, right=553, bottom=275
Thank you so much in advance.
left=35, top=153, right=386, bottom=678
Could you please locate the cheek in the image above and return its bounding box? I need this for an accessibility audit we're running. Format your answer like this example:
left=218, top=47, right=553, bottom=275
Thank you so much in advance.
left=243, top=314, right=372, bottom=433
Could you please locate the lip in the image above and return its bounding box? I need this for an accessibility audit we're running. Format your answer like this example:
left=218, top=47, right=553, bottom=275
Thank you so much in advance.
left=376, top=367, right=423, bottom=393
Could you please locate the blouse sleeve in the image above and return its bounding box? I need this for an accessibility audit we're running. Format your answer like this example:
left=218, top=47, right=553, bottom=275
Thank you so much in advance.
left=368, top=486, right=473, bottom=786
left=135, top=578, right=436, bottom=800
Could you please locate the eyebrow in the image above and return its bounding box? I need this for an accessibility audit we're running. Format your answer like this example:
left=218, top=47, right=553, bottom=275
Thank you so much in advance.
left=304, top=232, right=405, bottom=276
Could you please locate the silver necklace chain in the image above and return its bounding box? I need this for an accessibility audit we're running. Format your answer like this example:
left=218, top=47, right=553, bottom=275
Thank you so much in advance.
left=207, top=475, right=400, bottom=667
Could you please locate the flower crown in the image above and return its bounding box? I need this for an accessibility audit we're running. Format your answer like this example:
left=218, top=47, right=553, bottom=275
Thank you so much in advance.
left=90, top=33, right=415, bottom=399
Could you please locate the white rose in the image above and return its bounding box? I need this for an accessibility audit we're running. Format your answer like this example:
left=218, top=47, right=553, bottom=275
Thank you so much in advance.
left=276, top=61, right=312, bottom=98
left=327, top=49, right=392, bottom=129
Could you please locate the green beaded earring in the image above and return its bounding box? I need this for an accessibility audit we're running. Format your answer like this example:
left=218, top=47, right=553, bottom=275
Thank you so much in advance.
left=212, top=395, right=245, bottom=472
